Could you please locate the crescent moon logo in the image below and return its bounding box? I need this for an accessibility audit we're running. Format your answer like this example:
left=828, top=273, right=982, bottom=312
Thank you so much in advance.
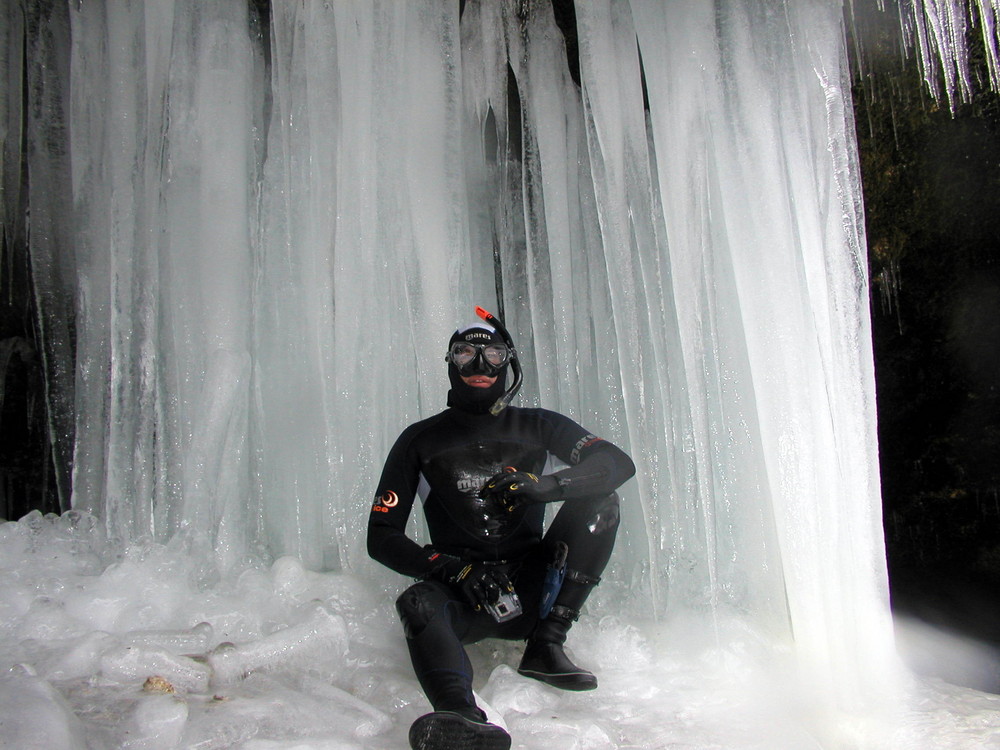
left=381, top=491, right=399, bottom=508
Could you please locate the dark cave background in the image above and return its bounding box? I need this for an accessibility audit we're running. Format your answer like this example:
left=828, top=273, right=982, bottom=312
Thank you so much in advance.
left=1, top=0, right=998, bottom=687
left=851, top=4, right=1000, bottom=674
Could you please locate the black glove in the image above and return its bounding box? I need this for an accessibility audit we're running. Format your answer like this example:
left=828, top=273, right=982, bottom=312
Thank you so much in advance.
left=428, top=555, right=514, bottom=611
left=481, top=470, right=562, bottom=511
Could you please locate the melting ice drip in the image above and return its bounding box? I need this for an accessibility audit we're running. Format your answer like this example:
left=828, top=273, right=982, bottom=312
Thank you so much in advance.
left=3, top=0, right=1000, bottom=747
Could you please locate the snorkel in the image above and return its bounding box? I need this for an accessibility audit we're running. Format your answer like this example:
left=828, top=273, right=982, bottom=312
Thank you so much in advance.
left=475, top=306, right=523, bottom=415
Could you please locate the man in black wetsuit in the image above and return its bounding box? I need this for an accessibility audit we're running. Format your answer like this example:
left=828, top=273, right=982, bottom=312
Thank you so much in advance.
left=368, top=310, right=635, bottom=750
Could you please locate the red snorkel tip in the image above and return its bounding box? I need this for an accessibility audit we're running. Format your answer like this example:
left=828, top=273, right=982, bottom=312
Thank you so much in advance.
left=470, top=305, right=523, bottom=415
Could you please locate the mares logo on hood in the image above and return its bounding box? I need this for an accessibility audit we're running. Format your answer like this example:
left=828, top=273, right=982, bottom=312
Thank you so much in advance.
left=463, top=331, right=494, bottom=342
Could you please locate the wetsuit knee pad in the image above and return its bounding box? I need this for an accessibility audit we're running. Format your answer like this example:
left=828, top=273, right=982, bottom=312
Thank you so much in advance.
left=395, top=581, right=452, bottom=639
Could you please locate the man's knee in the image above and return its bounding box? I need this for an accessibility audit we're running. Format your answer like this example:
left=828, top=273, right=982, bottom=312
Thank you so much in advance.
left=395, top=581, right=450, bottom=639
left=586, top=492, right=620, bottom=535
left=546, top=492, right=621, bottom=548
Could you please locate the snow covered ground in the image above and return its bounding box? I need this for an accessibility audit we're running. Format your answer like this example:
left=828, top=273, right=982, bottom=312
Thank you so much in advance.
left=2, top=510, right=999, bottom=750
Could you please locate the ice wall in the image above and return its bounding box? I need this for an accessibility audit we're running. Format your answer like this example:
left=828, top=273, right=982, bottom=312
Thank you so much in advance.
left=11, top=0, right=994, bottom=740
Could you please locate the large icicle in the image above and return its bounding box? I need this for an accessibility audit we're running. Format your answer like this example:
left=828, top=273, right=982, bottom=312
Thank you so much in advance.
left=68, top=0, right=263, bottom=572
left=24, top=0, right=76, bottom=511
left=252, top=1, right=496, bottom=570
left=627, top=0, right=897, bottom=729
left=0, top=0, right=26, bottom=250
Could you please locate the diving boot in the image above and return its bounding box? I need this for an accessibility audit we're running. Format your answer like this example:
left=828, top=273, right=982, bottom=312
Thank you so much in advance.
left=408, top=707, right=511, bottom=750
left=517, top=606, right=597, bottom=691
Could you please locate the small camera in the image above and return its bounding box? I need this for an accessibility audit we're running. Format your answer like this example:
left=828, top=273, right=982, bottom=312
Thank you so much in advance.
left=485, top=590, right=522, bottom=623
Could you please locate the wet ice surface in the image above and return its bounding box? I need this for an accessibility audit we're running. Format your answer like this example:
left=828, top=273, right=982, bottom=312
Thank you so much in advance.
left=2, top=511, right=999, bottom=750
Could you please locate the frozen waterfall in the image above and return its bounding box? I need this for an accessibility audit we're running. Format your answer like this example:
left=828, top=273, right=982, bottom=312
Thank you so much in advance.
left=4, top=0, right=1000, bottom=747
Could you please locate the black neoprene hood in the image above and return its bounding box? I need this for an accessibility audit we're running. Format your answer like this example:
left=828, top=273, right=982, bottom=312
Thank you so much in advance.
left=446, top=325, right=509, bottom=413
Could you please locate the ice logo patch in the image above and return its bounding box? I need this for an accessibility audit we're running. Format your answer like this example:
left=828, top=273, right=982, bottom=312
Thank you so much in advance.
left=371, top=490, right=399, bottom=513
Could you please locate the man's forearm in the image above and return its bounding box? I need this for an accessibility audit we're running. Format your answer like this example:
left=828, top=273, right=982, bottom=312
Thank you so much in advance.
left=367, top=526, right=437, bottom=579
left=552, top=445, right=635, bottom=500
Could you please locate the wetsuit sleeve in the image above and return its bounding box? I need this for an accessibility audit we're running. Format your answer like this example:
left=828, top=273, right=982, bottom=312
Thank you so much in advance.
left=367, top=427, right=440, bottom=579
left=543, top=412, right=636, bottom=500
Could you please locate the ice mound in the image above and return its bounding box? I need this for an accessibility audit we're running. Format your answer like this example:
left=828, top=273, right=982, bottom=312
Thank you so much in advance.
left=2, top=510, right=1000, bottom=748
left=0, top=511, right=401, bottom=748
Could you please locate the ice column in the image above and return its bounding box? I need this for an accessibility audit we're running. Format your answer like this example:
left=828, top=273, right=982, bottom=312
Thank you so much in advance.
left=612, top=0, right=894, bottom=710
left=255, top=1, right=483, bottom=570
left=20, top=0, right=76, bottom=509
left=67, top=1, right=262, bottom=576
left=457, top=0, right=897, bottom=725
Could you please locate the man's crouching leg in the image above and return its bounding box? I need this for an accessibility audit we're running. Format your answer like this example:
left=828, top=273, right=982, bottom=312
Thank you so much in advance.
left=519, top=492, right=621, bottom=691
left=396, top=582, right=511, bottom=750
left=517, top=572, right=602, bottom=691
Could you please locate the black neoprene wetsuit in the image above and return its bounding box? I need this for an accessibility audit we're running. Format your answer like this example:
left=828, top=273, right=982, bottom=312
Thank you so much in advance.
left=367, top=405, right=634, bottom=577
left=367, top=403, right=634, bottom=714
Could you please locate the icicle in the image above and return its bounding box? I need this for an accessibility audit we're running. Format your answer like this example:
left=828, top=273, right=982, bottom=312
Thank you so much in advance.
left=24, top=0, right=75, bottom=511
left=897, top=0, right=1000, bottom=108
left=975, top=0, right=1000, bottom=89
left=0, top=0, right=26, bottom=257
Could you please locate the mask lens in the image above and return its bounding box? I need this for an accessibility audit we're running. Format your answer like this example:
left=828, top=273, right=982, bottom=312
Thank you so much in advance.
left=450, top=343, right=478, bottom=366
left=483, top=344, right=509, bottom=366
left=448, top=341, right=511, bottom=372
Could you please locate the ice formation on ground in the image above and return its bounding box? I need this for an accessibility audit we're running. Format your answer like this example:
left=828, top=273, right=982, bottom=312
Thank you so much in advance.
left=1, top=511, right=998, bottom=749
